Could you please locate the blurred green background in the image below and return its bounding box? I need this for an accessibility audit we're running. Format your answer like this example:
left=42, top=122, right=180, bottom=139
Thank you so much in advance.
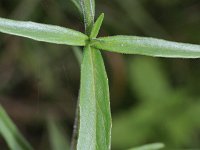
left=0, top=0, right=200, bottom=149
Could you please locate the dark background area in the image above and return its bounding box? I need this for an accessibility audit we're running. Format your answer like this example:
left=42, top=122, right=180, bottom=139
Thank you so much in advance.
left=0, top=0, right=200, bottom=149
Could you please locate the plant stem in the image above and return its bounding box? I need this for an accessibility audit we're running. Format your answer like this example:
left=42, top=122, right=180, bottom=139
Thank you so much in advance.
left=70, top=48, right=82, bottom=150
left=70, top=96, right=80, bottom=150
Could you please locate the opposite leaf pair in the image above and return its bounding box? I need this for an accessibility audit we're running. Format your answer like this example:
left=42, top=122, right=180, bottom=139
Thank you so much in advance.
left=1, top=2, right=200, bottom=149
left=1, top=14, right=200, bottom=58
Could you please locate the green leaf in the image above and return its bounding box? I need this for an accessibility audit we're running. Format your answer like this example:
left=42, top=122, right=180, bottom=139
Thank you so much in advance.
left=0, top=17, right=88, bottom=46
left=91, top=36, right=200, bottom=58
left=90, top=13, right=104, bottom=38
left=47, top=117, right=70, bottom=150
left=128, top=143, right=165, bottom=150
left=78, top=46, right=112, bottom=150
left=80, top=0, right=95, bottom=34
left=0, top=105, right=33, bottom=150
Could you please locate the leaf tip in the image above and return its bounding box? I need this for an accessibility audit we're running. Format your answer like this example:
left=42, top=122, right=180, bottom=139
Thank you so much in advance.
left=99, top=13, right=104, bottom=19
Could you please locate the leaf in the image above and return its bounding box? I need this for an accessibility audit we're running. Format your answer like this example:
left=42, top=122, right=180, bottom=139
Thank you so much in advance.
left=0, top=105, right=33, bottom=150
left=90, top=13, right=104, bottom=38
left=47, top=117, right=70, bottom=150
left=77, top=46, right=112, bottom=150
left=91, top=36, right=200, bottom=58
left=80, top=0, right=95, bottom=34
left=0, top=17, right=88, bottom=46
left=128, top=143, right=165, bottom=150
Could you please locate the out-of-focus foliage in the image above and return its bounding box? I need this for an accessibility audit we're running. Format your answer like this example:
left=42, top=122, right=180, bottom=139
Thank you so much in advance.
left=112, top=57, right=200, bottom=149
left=128, top=143, right=165, bottom=150
left=47, top=117, right=70, bottom=150
left=0, top=105, right=33, bottom=150
left=0, top=0, right=200, bottom=150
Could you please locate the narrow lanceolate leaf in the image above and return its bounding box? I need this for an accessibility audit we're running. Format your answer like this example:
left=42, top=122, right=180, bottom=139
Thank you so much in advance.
left=78, top=46, right=112, bottom=150
left=0, top=105, right=33, bottom=150
left=90, top=13, right=104, bottom=38
left=80, top=0, right=95, bottom=34
left=0, top=17, right=88, bottom=46
left=91, top=36, right=200, bottom=58
left=128, top=143, right=165, bottom=150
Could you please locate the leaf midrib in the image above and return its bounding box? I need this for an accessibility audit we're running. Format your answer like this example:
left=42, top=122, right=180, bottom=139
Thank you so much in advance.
left=88, top=46, right=97, bottom=148
left=89, top=47, right=109, bottom=149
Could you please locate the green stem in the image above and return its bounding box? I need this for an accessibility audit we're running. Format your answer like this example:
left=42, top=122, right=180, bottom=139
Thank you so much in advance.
left=70, top=96, right=80, bottom=150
